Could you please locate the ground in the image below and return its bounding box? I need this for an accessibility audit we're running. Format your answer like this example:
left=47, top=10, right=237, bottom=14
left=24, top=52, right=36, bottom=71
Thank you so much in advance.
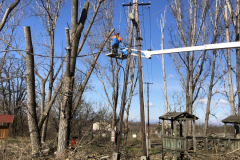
left=1, top=133, right=240, bottom=159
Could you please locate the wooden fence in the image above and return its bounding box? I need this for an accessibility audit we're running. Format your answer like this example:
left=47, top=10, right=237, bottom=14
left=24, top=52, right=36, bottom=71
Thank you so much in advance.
left=162, top=136, right=240, bottom=157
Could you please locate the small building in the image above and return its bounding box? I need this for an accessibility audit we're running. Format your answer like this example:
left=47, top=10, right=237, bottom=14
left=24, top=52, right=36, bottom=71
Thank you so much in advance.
left=159, top=111, right=198, bottom=160
left=93, top=121, right=111, bottom=131
left=0, top=114, right=14, bottom=159
left=222, top=115, right=240, bottom=137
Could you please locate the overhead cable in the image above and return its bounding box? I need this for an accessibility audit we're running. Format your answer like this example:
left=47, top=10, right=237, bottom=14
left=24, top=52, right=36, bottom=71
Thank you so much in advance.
left=140, top=5, right=168, bottom=23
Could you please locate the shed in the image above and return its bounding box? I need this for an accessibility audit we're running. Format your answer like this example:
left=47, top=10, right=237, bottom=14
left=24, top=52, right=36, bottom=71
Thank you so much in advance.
left=222, top=115, right=240, bottom=137
left=159, top=112, right=198, bottom=160
left=222, top=115, right=240, bottom=124
left=0, top=114, right=14, bottom=159
left=93, top=121, right=111, bottom=131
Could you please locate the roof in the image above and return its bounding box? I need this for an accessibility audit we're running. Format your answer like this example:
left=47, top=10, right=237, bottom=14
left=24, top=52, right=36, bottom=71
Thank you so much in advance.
left=222, top=115, right=240, bottom=124
left=159, top=111, right=199, bottom=120
left=0, top=115, right=14, bottom=123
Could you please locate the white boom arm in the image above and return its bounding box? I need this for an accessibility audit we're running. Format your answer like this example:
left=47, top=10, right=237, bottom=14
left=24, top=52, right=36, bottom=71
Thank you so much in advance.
left=133, top=41, right=240, bottom=59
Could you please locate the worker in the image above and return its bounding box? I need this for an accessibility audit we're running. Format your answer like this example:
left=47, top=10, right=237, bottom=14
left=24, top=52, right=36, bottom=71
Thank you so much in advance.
left=111, top=33, right=123, bottom=55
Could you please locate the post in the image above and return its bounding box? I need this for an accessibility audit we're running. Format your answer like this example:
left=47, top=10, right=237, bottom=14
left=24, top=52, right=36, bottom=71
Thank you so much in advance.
left=224, top=123, right=227, bottom=137
left=161, top=119, right=165, bottom=160
left=184, top=120, right=187, bottom=151
left=147, top=83, right=149, bottom=139
left=147, top=82, right=149, bottom=149
left=145, top=82, right=153, bottom=149
left=135, top=0, right=147, bottom=157
left=224, top=123, right=227, bottom=149
left=193, top=120, right=196, bottom=152
left=113, top=3, right=135, bottom=160
left=174, top=120, right=177, bottom=160
left=204, top=137, right=208, bottom=151
left=92, top=119, right=93, bottom=141
left=121, top=1, right=151, bottom=159
left=179, top=120, right=183, bottom=137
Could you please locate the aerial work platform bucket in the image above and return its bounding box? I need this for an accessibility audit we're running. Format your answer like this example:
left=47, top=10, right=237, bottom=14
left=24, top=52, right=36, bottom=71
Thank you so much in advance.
left=106, top=47, right=128, bottom=59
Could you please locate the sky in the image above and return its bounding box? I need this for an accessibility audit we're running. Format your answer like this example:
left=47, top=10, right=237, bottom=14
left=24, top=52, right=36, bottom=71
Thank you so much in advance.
left=17, top=0, right=237, bottom=126
left=104, top=0, right=235, bottom=125
left=87, top=0, right=180, bottom=124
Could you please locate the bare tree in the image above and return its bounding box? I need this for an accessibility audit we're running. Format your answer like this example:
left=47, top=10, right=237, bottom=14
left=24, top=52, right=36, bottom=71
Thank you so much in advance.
left=57, top=1, right=90, bottom=154
left=0, top=0, right=20, bottom=31
left=204, top=0, right=221, bottom=136
left=0, top=0, right=27, bottom=137
left=125, top=57, right=138, bottom=135
left=157, top=10, right=169, bottom=132
left=90, top=0, right=121, bottom=130
left=24, top=26, right=41, bottom=157
left=57, top=0, right=114, bottom=155
left=32, top=0, right=65, bottom=143
left=168, top=0, right=210, bottom=135
left=225, top=0, right=240, bottom=116
left=223, top=0, right=236, bottom=115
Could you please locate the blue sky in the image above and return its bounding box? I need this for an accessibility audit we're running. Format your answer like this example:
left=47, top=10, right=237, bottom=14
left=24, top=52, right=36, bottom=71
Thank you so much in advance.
left=102, top=0, right=236, bottom=125
left=17, top=0, right=237, bottom=125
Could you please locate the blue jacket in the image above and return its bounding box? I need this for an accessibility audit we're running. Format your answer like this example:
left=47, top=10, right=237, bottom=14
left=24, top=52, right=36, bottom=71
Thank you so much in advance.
left=111, top=35, right=122, bottom=47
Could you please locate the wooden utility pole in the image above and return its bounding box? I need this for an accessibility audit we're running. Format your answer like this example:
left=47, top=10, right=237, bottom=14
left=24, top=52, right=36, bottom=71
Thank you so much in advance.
left=119, top=1, right=150, bottom=160
left=135, top=0, right=148, bottom=158
left=145, top=82, right=153, bottom=147
left=112, top=4, right=135, bottom=160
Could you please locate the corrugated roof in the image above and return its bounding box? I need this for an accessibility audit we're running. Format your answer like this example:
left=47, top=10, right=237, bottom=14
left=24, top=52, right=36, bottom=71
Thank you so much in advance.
left=159, top=111, right=198, bottom=120
left=222, top=115, right=240, bottom=124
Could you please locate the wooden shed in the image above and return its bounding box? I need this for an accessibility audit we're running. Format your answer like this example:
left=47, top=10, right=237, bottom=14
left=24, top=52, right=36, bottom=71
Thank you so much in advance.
left=159, top=112, right=198, bottom=159
left=0, top=114, right=14, bottom=159
left=222, top=115, right=240, bottom=136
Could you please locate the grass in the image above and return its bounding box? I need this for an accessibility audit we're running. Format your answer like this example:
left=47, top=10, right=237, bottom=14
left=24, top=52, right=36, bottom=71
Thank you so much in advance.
left=2, top=133, right=164, bottom=160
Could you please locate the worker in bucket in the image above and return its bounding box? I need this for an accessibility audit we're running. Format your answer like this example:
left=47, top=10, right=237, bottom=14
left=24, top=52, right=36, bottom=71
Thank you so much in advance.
left=111, top=32, right=123, bottom=55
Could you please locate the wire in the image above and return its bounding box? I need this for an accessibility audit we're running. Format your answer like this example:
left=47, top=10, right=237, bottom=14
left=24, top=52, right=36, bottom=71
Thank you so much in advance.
left=3, top=49, right=111, bottom=58
left=142, top=5, right=146, bottom=50
left=149, top=8, right=153, bottom=85
left=141, top=5, right=168, bottom=23
left=149, top=8, right=151, bottom=50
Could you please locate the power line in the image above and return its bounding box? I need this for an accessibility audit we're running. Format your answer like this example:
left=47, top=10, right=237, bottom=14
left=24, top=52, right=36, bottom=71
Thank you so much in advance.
left=1, top=49, right=111, bottom=58
left=140, top=5, right=168, bottom=23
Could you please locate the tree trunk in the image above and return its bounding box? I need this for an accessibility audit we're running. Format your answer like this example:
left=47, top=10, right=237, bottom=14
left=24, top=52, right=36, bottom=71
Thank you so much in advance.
left=114, top=6, right=134, bottom=154
left=125, top=57, right=137, bottom=136
left=204, top=0, right=219, bottom=136
left=159, top=11, right=168, bottom=130
left=24, top=26, right=41, bottom=157
left=57, top=28, right=72, bottom=155
left=57, top=2, right=89, bottom=154
left=223, top=3, right=236, bottom=115
left=111, top=58, right=119, bottom=130
left=41, top=32, right=55, bottom=143
left=236, top=0, right=240, bottom=116
left=112, top=107, right=116, bottom=129
left=204, top=51, right=216, bottom=136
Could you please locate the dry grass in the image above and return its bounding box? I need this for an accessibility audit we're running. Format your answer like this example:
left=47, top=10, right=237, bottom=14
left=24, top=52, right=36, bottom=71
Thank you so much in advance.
left=2, top=133, right=240, bottom=160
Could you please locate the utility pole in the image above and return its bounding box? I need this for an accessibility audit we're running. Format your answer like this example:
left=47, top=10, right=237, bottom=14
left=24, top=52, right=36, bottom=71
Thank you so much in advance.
left=112, top=3, right=135, bottom=160
left=135, top=0, right=149, bottom=159
left=145, top=82, right=153, bottom=148
left=112, top=1, right=150, bottom=160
